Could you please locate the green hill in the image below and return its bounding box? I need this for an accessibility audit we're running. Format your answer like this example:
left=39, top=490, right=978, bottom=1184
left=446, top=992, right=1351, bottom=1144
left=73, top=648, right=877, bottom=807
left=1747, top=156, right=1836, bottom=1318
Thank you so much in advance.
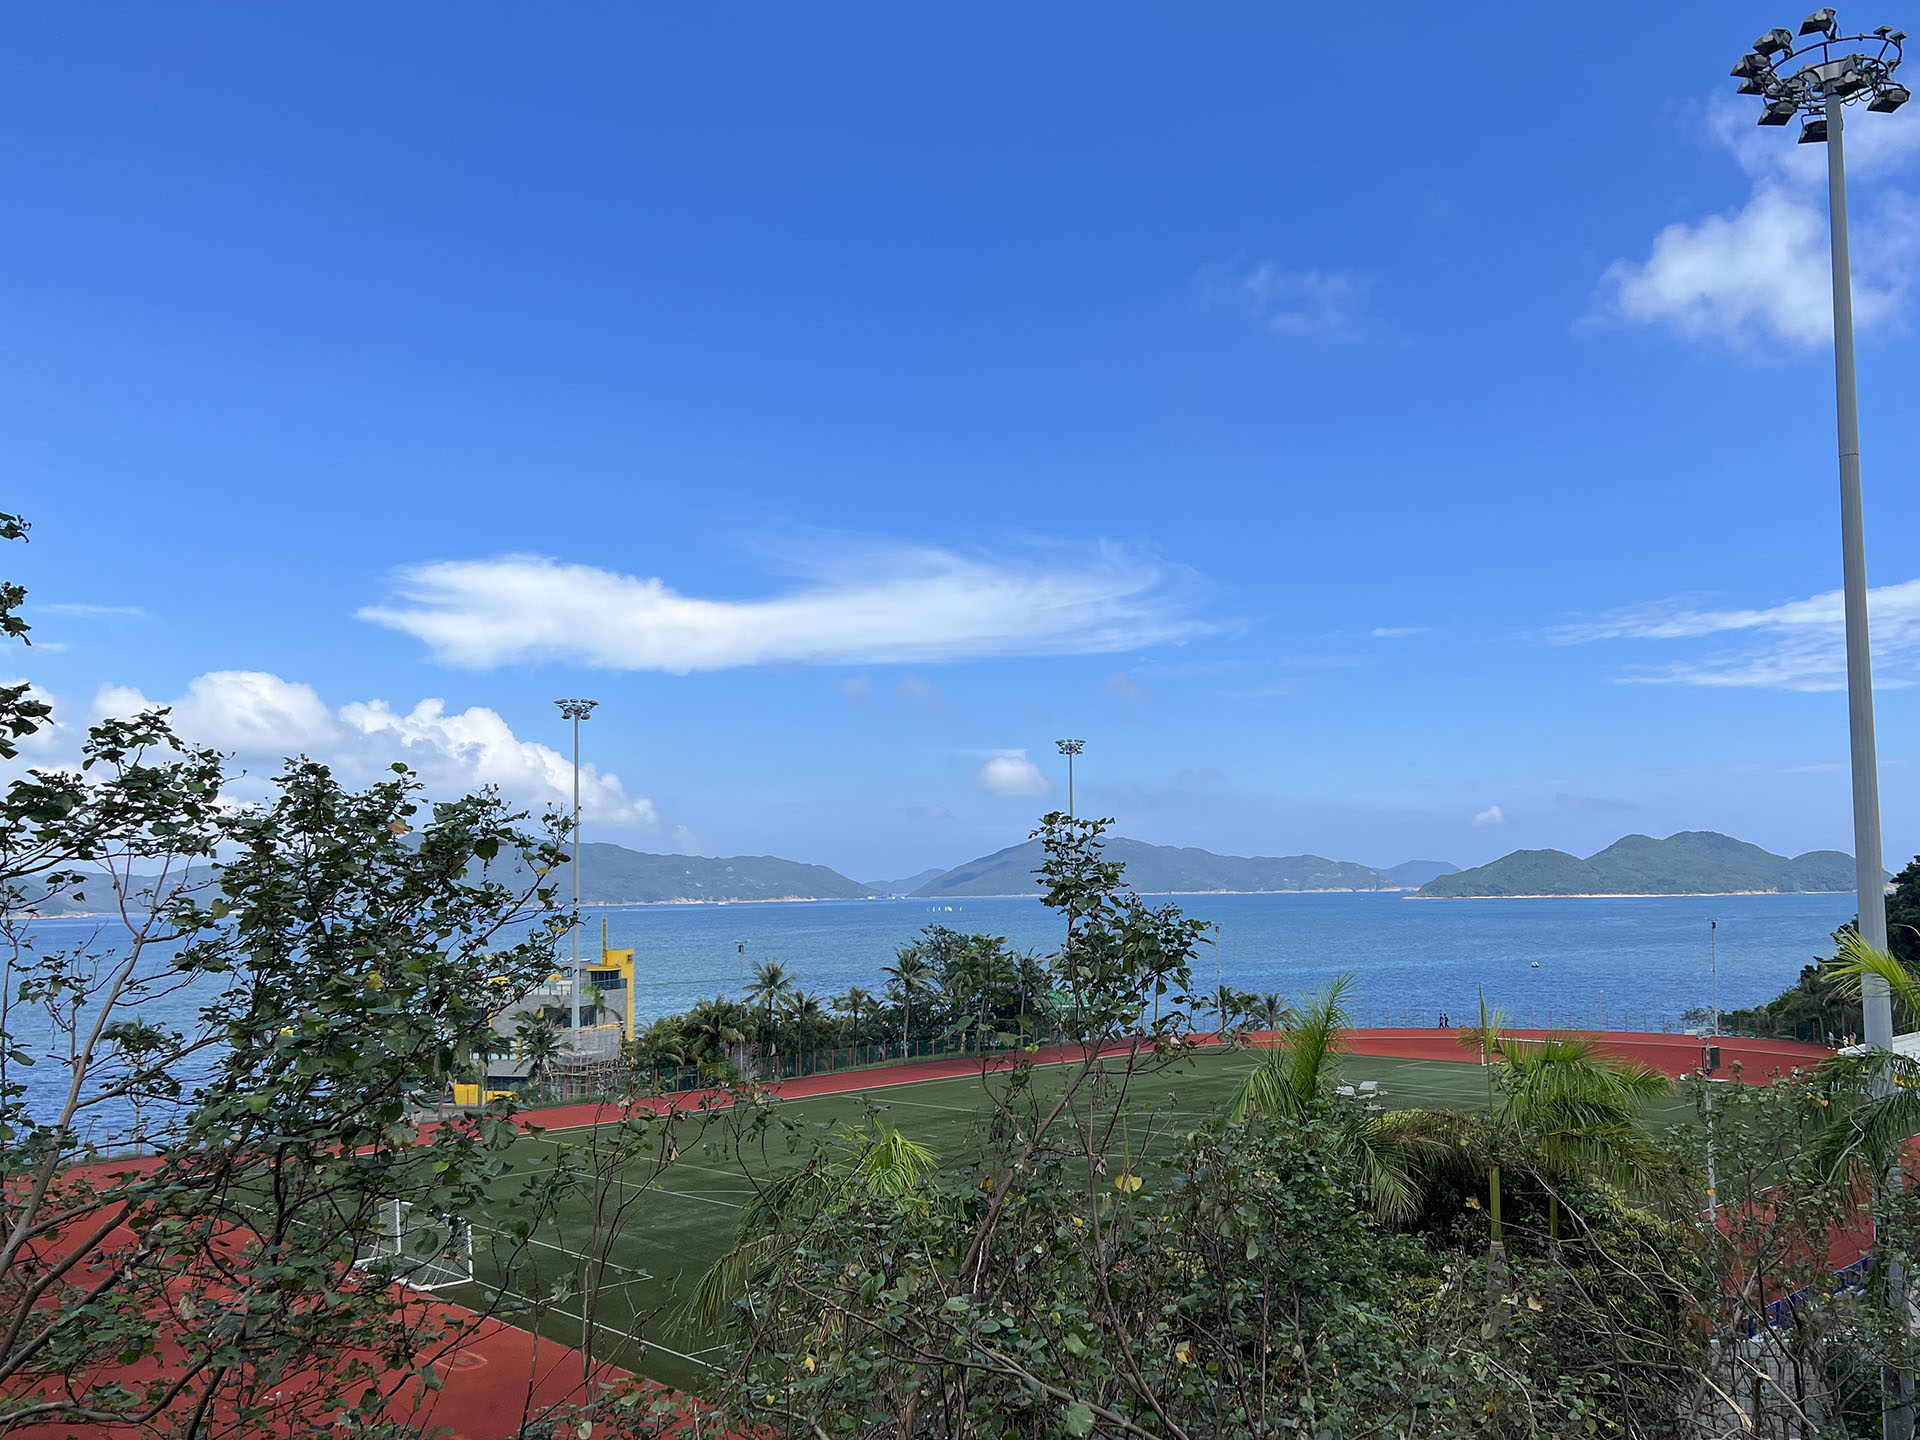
left=572, top=843, right=871, bottom=904
left=914, top=838, right=1392, bottom=897
left=1415, top=831, right=1869, bottom=898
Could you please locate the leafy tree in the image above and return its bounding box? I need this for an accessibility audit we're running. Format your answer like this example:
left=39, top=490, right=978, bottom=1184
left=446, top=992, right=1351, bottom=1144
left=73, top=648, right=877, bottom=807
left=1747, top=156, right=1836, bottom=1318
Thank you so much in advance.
left=0, top=705, right=575, bottom=1429
left=686, top=1118, right=936, bottom=1333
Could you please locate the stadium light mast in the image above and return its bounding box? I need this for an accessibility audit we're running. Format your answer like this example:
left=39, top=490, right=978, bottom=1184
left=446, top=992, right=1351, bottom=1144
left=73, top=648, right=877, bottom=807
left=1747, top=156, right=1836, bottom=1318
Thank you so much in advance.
left=1055, top=738, right=1085, bottom=820
left=1732, top=11, right=1907, bottom=1052
left=556, top=698, right=599, bottom=1033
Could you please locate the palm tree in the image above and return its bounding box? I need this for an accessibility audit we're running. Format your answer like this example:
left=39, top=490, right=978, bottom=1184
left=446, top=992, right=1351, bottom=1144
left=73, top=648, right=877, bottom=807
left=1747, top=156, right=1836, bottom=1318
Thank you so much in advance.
left=1456, top=998, right=1670, bottom=1239
left=883, top=946, right=935, bottom=1055
left=687, top=1121, right=937, bottom=1332
left=682, top=997, right=747, bottom=1069
left=1816, top=932, right=1920, bottom=1185
left=784, top=989, right=828, bottom=1050
left=1252, top=991, right=1287, bottom=1033
left=746, top=958, right=795, bottom=1037
left=515, top=1013, right=569, bottom=1102
left=1230, top=973, right=1426, bottom=1221
left=835, top=985, right=875, bottom=1040
left=1493, top=1033, right=1668, bottom=1237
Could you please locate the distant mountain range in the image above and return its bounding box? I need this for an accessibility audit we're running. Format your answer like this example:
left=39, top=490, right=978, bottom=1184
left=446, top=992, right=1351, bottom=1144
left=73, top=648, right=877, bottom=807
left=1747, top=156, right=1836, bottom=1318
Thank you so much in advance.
left=22, top=832, right=1868, bottom=913
left=1382, top=860, right=1460, bottom=889
left=911, top=838, right=1409, bottom=897
left=1414, top=831, right=1872, bottom=898
left=861, top=868, right=948, bottom=897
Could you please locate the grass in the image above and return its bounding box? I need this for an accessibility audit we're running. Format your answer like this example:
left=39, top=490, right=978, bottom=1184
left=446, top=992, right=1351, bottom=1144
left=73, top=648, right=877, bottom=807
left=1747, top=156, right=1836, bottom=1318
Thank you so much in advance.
left=434, top=1046, right=1691, bottom=1392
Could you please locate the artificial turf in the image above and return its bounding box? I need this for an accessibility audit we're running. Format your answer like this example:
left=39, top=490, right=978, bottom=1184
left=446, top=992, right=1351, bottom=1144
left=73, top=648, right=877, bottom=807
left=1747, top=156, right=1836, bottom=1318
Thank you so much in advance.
left=438, top=1047, right=1693, bottom=1392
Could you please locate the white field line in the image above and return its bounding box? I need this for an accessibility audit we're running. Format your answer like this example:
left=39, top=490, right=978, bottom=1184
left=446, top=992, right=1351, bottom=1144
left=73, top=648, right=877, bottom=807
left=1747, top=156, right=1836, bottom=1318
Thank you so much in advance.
left=455, top=1275, right=724, bottom=1371
left=489, top=1155, right=754, bottom=1194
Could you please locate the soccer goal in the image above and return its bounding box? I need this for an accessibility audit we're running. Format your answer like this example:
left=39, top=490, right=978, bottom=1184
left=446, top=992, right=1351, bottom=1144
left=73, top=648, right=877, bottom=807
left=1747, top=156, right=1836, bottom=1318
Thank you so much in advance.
left=358, top=1200, right=474, bottom=1291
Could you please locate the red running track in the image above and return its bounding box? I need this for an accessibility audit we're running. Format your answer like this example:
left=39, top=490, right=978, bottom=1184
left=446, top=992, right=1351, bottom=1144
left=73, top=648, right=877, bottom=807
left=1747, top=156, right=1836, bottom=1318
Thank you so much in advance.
left=509, top=1027, right=1835, bottom=1134
left=28, top=1028, right=1824, bottom=1436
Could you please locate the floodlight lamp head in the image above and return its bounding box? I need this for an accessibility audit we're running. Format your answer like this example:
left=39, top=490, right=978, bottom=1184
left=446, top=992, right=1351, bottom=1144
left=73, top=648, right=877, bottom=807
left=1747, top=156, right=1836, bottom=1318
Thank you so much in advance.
left=1755, top=26, right=1796, bottom=55
left=1799, top=115, right=1830, bottom=141
left=1759, top=97, right=1800, bottom=123
left=555, top=698, right=599, bottom=720
left=1800, top=7, right=1838, bottom=38
left=1055, top=738, right=1085, bottom=756
left=1732, top=51, right=1772, bottom=78
left=1869, top=82, right=1911, bottom=110
left=1738, top=75, right=1771, bottom=94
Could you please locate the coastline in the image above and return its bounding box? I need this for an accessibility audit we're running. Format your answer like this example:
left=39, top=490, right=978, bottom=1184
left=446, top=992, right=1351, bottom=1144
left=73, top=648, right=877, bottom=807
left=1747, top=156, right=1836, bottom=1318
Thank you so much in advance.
left=1406, top=889, right=1853, bottom=901
left=28, top=886, right=1856, bottom=920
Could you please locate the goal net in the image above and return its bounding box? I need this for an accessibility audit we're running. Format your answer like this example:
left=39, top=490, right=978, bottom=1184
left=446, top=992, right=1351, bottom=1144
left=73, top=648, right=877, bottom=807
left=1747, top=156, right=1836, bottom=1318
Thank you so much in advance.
left=358, top=1200, right=474, bottom=1291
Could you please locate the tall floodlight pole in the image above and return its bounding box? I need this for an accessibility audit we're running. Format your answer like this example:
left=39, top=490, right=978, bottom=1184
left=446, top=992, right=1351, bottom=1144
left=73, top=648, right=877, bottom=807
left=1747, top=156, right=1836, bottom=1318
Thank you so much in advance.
left=555, top=699, right=599, bottom=1033
left=1732, top=20, right=1910, bottom=1435
left=1709, top=919, right=1721, bottom=1038
left=1055, top=739, right=1084, bottom=819
left=1734, top=13, right=1907, bottom=1051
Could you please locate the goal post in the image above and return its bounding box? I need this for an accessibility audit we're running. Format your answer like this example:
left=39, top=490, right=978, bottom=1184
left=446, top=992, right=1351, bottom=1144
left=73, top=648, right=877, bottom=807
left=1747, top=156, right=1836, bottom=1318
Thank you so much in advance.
left=357, top=1199, right=474, bottom=1291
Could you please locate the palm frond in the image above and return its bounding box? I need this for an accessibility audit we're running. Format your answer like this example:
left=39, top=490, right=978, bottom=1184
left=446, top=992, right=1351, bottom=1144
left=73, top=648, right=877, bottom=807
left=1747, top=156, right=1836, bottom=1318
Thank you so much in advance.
left=1827, top=930, right=1920, bottom=1027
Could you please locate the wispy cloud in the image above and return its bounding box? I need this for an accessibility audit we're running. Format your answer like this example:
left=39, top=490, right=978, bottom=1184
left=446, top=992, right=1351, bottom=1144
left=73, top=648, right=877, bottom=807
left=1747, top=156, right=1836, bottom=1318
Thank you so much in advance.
left=1103, top=670, right=1146, bottom=702
left=38, top=603, right=146, bottom=619
left=362, top=536, right=1208, bottom=672
left=1200, top=259, right=1388, bottom=344
left=1549, top=577, right=1920, bottom=692
left=1370, top=625, right=1428, bottom=639
left=1601, top=101, right=1920, bottom=347
left=896, top=675, right=947, bottom=716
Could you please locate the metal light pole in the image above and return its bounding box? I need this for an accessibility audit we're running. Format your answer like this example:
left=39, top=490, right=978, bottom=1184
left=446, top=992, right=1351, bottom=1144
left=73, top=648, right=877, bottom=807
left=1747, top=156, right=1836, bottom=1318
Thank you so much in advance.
left=555, top=698, right=598, bottom=1033
left=1055, top=738, right=1084, bottom=819
left=1733, top=12, right=1907, bottom=1052
left=1709, top=919, right=1721, bottom=1038
left=1733, top=22, right=1910, bottom=1434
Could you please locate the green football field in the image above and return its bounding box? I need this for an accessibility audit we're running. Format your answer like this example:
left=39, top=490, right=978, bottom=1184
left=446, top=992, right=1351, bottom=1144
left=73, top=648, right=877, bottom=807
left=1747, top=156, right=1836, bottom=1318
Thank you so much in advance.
left=436, top=1049, right=1695, bottom=1392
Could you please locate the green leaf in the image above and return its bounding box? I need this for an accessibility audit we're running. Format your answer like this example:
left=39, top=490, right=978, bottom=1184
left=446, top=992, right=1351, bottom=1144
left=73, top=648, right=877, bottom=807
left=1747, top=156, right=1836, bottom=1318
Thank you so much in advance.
left=1062, top=1401, right=1095, bottom=1437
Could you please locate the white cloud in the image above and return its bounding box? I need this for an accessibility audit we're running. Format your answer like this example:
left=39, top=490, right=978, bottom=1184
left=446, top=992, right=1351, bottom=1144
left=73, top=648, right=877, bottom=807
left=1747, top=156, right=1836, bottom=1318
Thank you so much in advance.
left=1103, top=670, right=1146, bottom=702
left=1549, top=578, right=1920, bottom=692
left=976, top=750, right=1050, bottom=798
left=1204, top=260, right=1385, bottom=343
left=87, top=671, right=655, bottom=826
left=1603, top=101, right=1920, bottom=347
left=1369, top=626, right=1428, bottom=639
left=1472, top=805, right=1506, bottom=827
left=359, top=537, right=1206, bottom=673
left=835, top=673, right=871, bottom=706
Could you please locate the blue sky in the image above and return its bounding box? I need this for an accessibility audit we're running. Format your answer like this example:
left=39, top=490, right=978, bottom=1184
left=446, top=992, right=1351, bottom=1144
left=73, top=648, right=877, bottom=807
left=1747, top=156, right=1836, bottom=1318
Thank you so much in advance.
left=7, top=4, right=1920, bottom=881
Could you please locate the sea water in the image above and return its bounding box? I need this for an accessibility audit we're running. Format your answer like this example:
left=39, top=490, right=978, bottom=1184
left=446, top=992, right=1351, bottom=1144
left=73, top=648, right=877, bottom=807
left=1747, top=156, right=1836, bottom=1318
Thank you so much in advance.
left=593, top=888, right=1845, bottom=1032
left=18, top=889, right=1848, bottom=1137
